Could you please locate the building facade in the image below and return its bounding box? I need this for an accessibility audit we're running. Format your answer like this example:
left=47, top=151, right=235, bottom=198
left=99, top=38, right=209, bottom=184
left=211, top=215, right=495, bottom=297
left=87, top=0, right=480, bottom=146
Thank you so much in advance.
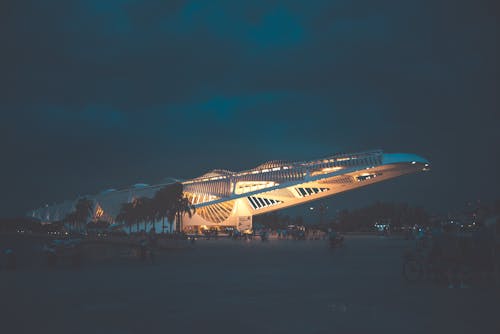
left=30, top=150, right=430, bottom=232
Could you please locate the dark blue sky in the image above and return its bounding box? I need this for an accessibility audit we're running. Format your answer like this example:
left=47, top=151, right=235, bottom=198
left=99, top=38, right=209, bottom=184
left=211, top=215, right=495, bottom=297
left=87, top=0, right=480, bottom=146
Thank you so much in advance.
left=0, top=0, right=498, bottom=217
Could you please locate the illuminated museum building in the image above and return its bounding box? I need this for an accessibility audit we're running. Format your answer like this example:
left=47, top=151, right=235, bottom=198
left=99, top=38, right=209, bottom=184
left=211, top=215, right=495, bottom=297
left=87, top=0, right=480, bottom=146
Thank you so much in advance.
left=31, top=150, right=430, bottom=231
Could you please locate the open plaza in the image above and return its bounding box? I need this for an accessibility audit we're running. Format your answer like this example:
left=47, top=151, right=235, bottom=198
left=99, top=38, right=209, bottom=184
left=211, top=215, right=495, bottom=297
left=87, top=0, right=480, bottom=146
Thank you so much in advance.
left=1, top=234, right=498, bottom=334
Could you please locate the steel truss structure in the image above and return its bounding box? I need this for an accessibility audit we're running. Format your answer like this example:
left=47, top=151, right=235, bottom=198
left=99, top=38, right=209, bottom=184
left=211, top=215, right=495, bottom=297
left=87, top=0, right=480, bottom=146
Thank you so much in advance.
left=31, top=150, right=429, bottom=231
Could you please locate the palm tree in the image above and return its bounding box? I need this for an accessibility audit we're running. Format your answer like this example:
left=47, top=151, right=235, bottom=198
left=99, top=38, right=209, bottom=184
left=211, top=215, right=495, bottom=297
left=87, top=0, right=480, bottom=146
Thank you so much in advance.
left=129, top=197, right=157, bottom=232
left=64, top=198, right=93, bottom=233
left=171, top=195, right=195, bottom=233
left=116, top=202, right=136, bottom=233
left=74, top=198, right=94, bottom=232
left=153, top=184, right=174, bottom=233
left=155, top=182, right=195, bottom=233
left=140, top=197, right=157, bottom=231
left=133, top=197, right=145, bottom=232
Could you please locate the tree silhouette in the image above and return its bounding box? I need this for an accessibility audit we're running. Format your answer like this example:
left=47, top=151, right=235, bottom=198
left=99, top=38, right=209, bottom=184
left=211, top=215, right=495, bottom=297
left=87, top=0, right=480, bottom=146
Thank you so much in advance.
left=65, top=197, right=93, bottom=232
left=116, top=202, right=136, bottom=233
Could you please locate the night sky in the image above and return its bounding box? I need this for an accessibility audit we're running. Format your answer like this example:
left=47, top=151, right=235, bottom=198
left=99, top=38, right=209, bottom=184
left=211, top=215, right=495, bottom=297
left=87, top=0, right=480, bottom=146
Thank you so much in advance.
left=1, top=0, right=498, bottom=218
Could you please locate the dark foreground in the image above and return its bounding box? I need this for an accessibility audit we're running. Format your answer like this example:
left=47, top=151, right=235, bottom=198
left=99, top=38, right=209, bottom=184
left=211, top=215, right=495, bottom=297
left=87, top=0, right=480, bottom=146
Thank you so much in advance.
left=1, top=236, right=498, bottom=334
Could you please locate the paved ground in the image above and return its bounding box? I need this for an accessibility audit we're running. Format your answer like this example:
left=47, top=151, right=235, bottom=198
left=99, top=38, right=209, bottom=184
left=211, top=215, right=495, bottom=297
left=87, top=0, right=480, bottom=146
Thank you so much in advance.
left=1, top=235, right=499, bottom=334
